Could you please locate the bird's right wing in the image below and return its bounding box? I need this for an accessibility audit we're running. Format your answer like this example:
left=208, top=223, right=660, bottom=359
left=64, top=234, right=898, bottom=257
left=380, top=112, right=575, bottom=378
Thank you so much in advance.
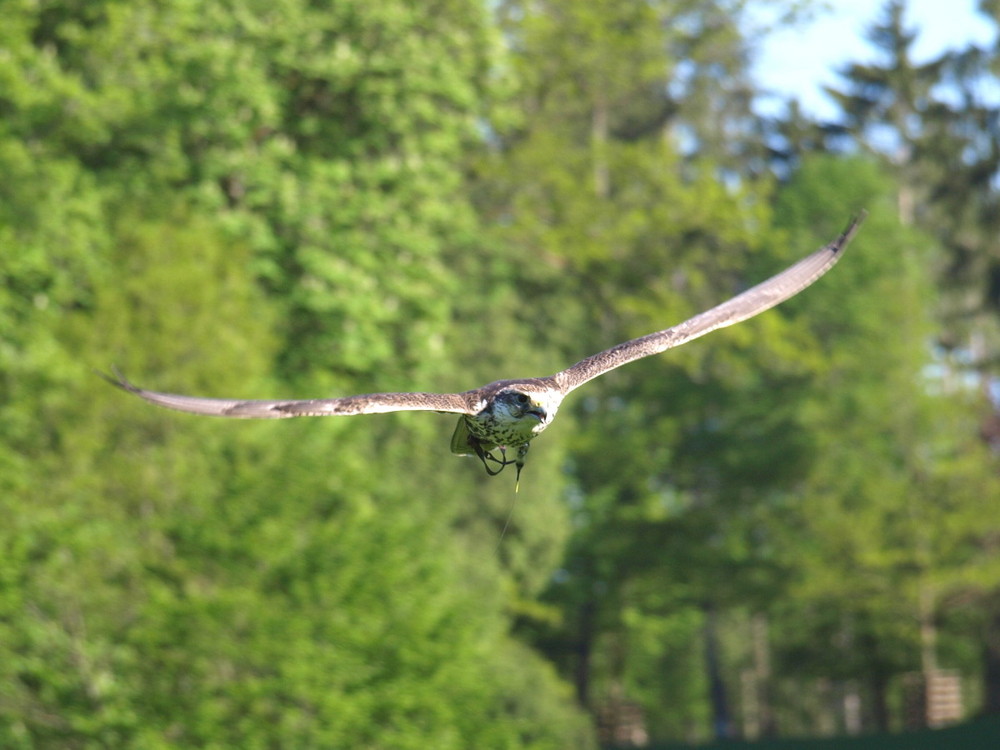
left=554, top=212, right=866, bottom=395
left=98, top=368, right=476, bottom=418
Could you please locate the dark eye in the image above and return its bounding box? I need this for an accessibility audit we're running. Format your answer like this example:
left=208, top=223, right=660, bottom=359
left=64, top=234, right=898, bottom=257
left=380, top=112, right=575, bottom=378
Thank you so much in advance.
left=515, top=393, right=529, bottom=404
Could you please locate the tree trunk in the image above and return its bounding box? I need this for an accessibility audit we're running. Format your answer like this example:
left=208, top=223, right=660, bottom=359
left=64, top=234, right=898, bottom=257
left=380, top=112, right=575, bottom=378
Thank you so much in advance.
left=704, top=606, right=733, bottom=740
left=983, top=598, right=1000, bottom=714
left=871, top=672, right=891, bottom=732
left=574, top=598, right=596, bottom=709
left=751, top=613, right=776, bottom=736
left=919, top=582, right=938, bottom=675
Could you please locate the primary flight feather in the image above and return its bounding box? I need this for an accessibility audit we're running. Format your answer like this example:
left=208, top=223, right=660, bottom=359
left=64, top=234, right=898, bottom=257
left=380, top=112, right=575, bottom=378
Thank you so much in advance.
left=102, top=213, right=866, bottom=483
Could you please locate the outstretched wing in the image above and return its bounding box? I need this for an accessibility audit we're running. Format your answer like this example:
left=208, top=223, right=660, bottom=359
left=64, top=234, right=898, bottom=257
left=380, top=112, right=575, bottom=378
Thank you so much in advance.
left=98, top=368, right=477, bottom=418
left=554, top=212, right=866, bottom=394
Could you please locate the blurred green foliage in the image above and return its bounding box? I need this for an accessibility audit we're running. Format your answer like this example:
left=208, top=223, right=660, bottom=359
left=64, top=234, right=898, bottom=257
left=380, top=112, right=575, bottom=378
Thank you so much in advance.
left=2, top=0, right=1000, bottom=747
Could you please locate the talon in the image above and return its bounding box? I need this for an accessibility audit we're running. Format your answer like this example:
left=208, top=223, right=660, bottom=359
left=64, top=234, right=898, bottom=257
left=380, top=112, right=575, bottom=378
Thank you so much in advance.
left=474, top=442, right=517, bottom=476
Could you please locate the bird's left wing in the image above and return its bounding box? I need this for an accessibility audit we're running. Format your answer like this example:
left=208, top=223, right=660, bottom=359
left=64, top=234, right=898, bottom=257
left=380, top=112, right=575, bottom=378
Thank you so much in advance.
left=98, top=368, right=476, bottom=417
left=554, top=212, right=866, bottom=395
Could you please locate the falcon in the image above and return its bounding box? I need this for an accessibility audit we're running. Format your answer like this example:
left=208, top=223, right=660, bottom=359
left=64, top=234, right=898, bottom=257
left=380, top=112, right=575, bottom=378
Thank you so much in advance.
left=102, top=213, right=865, bottom=486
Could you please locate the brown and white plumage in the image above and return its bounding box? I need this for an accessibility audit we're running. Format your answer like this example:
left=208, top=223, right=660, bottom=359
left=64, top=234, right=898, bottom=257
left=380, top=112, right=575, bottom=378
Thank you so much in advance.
left=102, top=213, right=865, bottom=481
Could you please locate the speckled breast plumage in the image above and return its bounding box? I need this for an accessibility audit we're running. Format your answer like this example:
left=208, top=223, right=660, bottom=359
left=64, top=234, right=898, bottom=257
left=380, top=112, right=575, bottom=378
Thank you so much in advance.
left=465, top=411, right=538, bottom=448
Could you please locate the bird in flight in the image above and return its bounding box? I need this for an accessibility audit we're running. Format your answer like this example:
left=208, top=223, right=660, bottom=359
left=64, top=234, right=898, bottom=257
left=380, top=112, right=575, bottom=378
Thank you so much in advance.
left=103, top=213, right=865, bottom=486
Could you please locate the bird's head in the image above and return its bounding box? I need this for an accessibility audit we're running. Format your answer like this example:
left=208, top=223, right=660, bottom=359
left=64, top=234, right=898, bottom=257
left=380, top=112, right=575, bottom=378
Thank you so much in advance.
left=492, top=387, right=558, bottom=436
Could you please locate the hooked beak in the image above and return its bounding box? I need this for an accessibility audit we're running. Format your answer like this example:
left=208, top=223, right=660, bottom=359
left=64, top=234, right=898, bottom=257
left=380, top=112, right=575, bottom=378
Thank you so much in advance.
left=525, top=405, right=546, bottom=422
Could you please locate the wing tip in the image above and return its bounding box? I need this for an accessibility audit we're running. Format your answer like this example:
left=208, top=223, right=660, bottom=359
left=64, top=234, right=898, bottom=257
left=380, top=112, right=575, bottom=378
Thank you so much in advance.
left=94, top=365, right=141, bottom=394
left=97, top=366, right=252, bottom=417
left=833, top=210, right=868, bottom=254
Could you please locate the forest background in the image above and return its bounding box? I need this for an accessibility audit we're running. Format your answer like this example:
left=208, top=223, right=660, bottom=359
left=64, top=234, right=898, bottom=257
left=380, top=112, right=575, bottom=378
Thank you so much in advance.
left=3, top=0, right=1000, bottom=747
